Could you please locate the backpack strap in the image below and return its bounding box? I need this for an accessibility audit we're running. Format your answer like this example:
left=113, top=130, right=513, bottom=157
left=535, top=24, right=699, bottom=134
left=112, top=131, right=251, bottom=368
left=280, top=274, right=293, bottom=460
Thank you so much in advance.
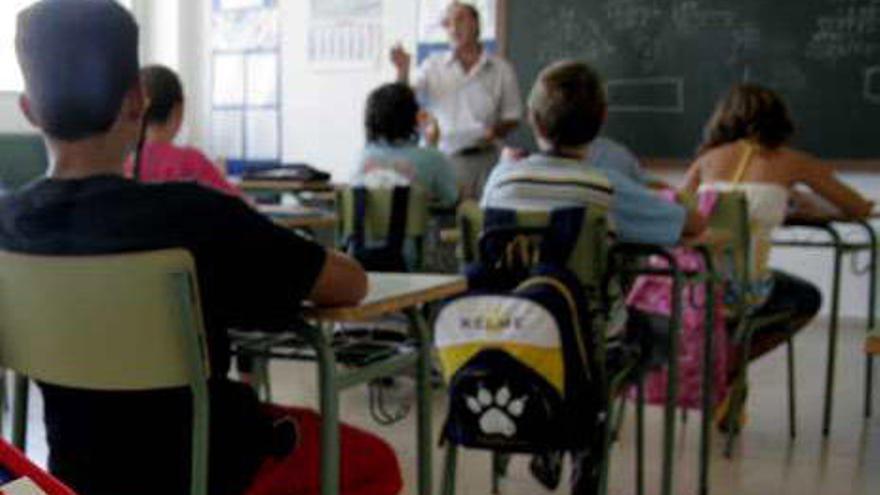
left=543, top=207, right=586, bottom=267
left=731, top=141, right=757, bottom=185
left=385, top=186, right=410, bottom=252
left=351, top=186, right=369, bottom=251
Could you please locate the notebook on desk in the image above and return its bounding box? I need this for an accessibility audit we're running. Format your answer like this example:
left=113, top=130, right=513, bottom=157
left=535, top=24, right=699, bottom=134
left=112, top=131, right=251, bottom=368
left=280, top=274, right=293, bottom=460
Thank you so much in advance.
left=241, top=163, right=331, bottom=183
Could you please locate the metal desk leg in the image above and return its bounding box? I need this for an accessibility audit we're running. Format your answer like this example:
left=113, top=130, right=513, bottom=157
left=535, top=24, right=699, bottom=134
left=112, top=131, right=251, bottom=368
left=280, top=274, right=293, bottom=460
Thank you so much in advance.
left=822, top=227, right=844, bottom=436
left=406, top=308, right=433, bottom=495
left=12, top=374, right=29, bottom=451
left=699, top=249, right=716, bottom=495
left=661, top=266, right=683, bottom=495
left=310, top=325, right=341, bottom=495
left=859, top=220, right=877, bottom=418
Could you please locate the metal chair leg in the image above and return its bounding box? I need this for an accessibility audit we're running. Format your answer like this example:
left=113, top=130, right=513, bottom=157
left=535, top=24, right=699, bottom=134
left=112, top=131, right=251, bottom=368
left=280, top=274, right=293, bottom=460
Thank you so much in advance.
left=441, top=444, right=458, bottom=495
left=636, top=379, right=645, bottom=495
left=491, top=452, right=510, bottom=495
left=787, top=338, right=797, bottom=439
left=660, top=269, right=683, bottom=495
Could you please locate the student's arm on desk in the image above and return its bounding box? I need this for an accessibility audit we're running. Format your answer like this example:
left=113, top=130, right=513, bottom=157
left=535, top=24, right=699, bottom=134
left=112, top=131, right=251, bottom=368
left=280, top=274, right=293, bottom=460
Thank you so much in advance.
left=796, top=154, right=874, bottom=219
left=682, top=208, right=708, bottom=237
left=309, top=251, right=368, bottom=307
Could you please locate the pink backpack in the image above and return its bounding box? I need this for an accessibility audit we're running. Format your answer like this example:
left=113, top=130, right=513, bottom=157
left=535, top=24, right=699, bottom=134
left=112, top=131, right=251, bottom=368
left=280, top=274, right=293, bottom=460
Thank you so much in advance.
left=625, top=190, right=730, bottom=409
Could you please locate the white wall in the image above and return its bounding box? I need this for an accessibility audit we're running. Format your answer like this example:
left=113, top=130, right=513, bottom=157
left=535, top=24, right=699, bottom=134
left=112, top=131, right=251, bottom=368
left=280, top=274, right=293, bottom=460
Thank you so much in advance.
left=0, top=94, right=34, bottom=133
left=280, top=0, right=418, bottom=180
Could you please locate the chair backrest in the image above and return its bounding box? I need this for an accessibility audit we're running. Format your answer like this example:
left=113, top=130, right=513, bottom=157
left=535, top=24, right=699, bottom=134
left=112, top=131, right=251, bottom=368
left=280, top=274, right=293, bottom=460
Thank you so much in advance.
left=0, top=249, right=210, bottom=389
left=478, top=206, right=610, bottom=292
left=337, top=185, right=429, bottom=243
left=0, top=134, right=47, bottom=191
left=456, top=200, right=483, bottom=265
left=0, top=249, right=211, bottom=495
left=705, top=191, right=754, bottom=314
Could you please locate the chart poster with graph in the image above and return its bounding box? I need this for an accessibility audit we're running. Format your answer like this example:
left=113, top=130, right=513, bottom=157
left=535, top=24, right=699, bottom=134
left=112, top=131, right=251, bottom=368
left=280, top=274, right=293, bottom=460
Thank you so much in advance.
left=417, top=0, right=500, bottom=63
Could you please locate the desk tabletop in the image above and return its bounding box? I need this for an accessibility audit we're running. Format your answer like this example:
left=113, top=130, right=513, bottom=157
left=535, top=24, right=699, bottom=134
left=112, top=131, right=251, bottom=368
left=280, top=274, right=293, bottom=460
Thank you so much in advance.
left=784, top=209, right=880, bottom=226
left=306, top=273, right=468, bottom=322
left=257, top=204, right=337, bottom=230
left=867, top=331, right=880, bottom=356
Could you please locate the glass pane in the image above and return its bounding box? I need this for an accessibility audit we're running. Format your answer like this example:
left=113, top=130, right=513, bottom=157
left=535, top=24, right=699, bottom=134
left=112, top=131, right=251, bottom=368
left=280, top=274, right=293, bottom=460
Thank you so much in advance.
left=245, top=110, right=279, bottom=160
left=213, top=54, right=245, bottom=106
left=246, top=53, right=278, bottom=106
left=213, top=9, right=278, bottom=51
left=212, top=110, right=244, bottom=159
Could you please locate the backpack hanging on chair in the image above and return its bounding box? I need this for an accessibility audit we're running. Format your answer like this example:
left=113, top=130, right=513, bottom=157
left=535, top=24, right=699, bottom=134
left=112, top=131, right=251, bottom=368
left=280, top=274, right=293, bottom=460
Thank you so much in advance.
left=435, top=208, right=609, bottom=490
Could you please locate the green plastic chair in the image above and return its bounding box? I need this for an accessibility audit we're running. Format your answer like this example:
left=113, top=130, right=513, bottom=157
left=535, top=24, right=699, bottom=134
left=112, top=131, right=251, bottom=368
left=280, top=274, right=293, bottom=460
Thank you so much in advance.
left=0, top=249, right=211, bottom=495
left=440, top=205, right=623, bottom=495
left=705, top=192, right=798, bottom=455
left=455, top=200, right=483, bottom=266
left=337, top=185, right=429, bottom=270
left=0, top=134, right=47, bottom=190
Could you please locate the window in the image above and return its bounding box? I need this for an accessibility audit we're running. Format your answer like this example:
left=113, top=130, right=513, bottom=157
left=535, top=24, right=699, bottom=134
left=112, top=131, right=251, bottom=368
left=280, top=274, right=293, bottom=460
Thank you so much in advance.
left=210, top=0, right=281, bottom=161
left=0, top=0, right=133, bottom=92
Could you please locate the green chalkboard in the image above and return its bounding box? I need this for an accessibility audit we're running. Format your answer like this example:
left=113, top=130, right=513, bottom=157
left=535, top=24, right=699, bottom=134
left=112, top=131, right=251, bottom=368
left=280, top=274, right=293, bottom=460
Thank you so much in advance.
left=506, top=0, right=880, bottom=159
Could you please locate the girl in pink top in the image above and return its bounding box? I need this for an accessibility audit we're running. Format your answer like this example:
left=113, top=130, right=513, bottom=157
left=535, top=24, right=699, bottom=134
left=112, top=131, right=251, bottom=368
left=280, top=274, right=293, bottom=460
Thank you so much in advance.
left=127, top=65, right=242, bottom=198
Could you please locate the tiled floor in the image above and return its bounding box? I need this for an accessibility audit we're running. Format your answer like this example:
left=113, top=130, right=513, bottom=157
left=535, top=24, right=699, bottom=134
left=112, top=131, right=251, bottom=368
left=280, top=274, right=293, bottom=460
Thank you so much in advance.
left=17, top=318, right=880, bottom=494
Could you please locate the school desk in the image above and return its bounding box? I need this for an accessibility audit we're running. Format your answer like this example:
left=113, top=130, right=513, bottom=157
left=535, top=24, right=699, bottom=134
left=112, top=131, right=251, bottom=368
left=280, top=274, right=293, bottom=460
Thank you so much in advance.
left=256, top=204, right=338, bottom=231
left=235, top=273, right=467, bottom=495
left=773, top=211, right=880, bottom=434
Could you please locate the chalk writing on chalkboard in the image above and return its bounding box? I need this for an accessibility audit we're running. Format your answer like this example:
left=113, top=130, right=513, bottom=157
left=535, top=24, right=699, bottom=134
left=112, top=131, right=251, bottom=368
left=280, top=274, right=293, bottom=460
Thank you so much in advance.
left=607, top=77, right=685, bottom=113
left=536, top=6, right=615, bottom=64
left=605, top=0, right=662, bottom=31
left=866, top=67, right=880, bottom=104
left=672, top=1, right=738, bottom=34
left=805, top=3, right=880, bottom=62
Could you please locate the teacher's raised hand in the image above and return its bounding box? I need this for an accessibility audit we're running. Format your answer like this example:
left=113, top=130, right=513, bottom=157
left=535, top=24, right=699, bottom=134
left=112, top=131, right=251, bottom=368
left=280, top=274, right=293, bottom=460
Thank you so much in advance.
left=390, top=43, right=412, bottom=84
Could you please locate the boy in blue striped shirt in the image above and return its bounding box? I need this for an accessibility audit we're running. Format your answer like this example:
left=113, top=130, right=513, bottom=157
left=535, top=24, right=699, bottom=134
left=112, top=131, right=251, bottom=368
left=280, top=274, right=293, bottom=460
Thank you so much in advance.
left=481, top=61, right=705, bottom=245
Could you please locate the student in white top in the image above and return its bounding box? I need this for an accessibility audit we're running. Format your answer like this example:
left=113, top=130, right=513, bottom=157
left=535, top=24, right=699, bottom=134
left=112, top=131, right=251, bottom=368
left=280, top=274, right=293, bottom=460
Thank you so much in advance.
left=390, top=1, right=523, bottom=200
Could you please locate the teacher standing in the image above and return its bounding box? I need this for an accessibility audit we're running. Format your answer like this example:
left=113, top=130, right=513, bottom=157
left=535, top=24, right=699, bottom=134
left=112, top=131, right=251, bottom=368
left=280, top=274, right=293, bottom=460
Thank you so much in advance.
left=390, top=1, right=523, bottom=200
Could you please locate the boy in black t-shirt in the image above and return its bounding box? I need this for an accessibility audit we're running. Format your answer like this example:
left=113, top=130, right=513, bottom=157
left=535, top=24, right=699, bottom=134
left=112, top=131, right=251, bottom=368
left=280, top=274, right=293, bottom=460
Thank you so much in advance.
left=5, top=1, right=402, bottom=494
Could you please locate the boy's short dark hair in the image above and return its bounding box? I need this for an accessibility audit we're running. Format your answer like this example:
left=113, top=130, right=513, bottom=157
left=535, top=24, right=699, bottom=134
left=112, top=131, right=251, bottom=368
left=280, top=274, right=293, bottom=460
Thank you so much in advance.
left=365, top=83, right=419, bottom=144
left=142, top=65, right=184, bottom=126
left=528, top=60, right=606, bottom=149
left=16, top=0, right=140, bottom=141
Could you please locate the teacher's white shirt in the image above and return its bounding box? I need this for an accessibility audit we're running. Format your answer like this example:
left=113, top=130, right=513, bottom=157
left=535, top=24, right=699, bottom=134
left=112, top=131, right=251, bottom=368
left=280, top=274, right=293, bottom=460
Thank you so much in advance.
left=414, top=50, right=523, bottom=154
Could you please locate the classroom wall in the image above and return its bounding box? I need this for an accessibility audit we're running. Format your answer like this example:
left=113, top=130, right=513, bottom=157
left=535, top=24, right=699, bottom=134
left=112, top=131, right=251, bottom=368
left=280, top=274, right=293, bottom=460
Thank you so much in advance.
left=279, top=0, right=419, bottom=181
left=0, top=95, right=33, bottom=133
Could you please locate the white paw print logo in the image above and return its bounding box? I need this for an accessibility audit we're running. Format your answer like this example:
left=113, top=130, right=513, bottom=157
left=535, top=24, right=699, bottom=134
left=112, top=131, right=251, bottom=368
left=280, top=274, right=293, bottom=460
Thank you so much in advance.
left=465, top=385, right=528, bottom=437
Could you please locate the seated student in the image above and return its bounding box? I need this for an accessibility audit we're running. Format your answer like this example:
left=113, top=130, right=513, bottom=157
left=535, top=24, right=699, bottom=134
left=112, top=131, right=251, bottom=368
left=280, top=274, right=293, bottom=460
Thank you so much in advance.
left=682, top=83, right=873, bottom=359
left=126, top=64, right=243, bottom=197
left=481, top=60, right=706, bottom=246
left=588, top=135, right=666, bottom=188
left=352, top=82, right=458, bottom=207
left=5, top=2, right=401, bottom=495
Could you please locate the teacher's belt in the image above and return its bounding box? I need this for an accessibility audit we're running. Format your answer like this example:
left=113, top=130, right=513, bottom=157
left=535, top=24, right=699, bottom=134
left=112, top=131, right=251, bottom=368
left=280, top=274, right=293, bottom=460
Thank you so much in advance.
left=454, top=144, right=497, bottom=156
